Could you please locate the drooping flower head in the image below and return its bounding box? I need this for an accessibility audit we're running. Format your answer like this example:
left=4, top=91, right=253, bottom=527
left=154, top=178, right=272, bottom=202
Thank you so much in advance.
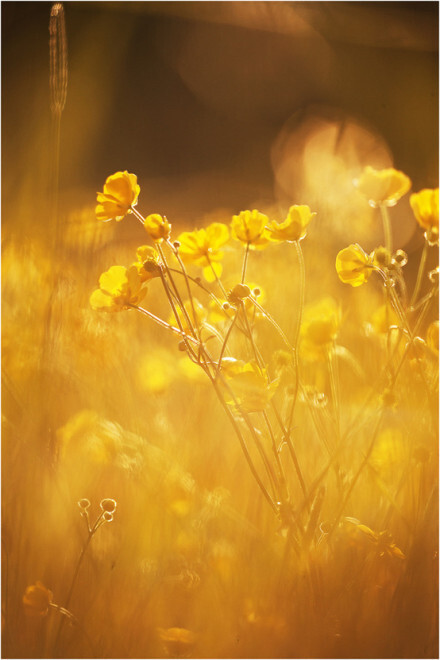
left=132, top=245, right=162, bottom=283
left=268, top=205, right=316, bottom=242
left=23, top=582, right=53, bottom=617
left=90, top=265, right=146, bottom=312
left=144, top=214, right=171, bottom=243
left=335, top=243, right=374, bottom=287
left=410, top=188, right=439, bottom=243
left=96, top=171, right=140, bottom=222
left=355, top=166, right=411, bottom=208
left=230, top=210, right=270, bottom=247
left=177, top=222, right=229, bottom=281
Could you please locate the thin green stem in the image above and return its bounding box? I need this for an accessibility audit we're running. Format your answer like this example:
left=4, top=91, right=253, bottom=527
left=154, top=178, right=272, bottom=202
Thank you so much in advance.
left=206, top=254, right=228, bottom=298
left=167, top=240, right=201, bottom=339
left=215, top=310, right=239, bottom=377
left=241, top=242, right=250, bottom=283
left=287, top=241, right=305, bottom=434
left=327, top=342, right=341, bottom=441
left=132, top=305, right=199, bottom=346
left=379, top=203, right=393, bottom=254
left=209, top=376, right=278, bottom=513
left=410, top=239, right=429, bottom=308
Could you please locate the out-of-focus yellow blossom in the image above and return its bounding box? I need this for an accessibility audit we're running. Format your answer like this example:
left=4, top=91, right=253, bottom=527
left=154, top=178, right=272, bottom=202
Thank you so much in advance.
left=90, top=265, right=146, bottom=312
left=157, top=627, right=197, bottom=656
left=137, top=349, right=176, bottom=394
left=335, top=243, right=374, bottom=287
left=268, top=205, right=316, bottom=242
left=96, top=171, right=140, bottom=222
left=132, top=245, right=161, bottom=283
left=223, top=360, right=278, bottom=412
left=370, top=304, right=399, bottom=334
left=426, top=320, right=439, bottom=355
left=355, top=166, right=411, bottom=208
left=343, top=518, right=405, bottom=559
left=410, top=188, right=439, bottom=242
left=177, top=223, right=229, bottom=282
left=370, top=428, right=406, bottom=476
left=231, top=210, right=271, bottom=247
left=144, top=213, right=171, bottom=242
left=169, top=298, right=207, bottom=333
left=178, top=356, right=207, bottom=382
left=300, top=297, right=341, bottom=360
left=23, top=582, right=53, bottom=617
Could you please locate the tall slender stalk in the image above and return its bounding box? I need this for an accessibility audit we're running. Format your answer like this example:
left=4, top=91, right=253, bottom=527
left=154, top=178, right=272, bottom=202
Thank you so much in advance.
left=410, top=239, right=429, bottom=308
left=379, top=203, right=393, bottom=255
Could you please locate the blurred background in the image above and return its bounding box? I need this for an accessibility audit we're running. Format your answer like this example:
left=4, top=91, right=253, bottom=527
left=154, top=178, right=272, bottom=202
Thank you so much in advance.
left=2, top=1, right=438, bottom=234
left=1, top=4, right=439, bottom=658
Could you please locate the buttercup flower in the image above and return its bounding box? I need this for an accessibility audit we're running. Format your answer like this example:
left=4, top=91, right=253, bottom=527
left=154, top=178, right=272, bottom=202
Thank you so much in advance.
left=268, top=205, right=316, bottom=242
left=370, top=304, right=399, bottom=334
left=410, top=188, right=439, bottom=242
left=300, top=297, right=341, bottom=360
left=169, top=298, right=207, bottom=333
left=223, top=360, right=278, bottom=413
left=90, top=265, right=146, bottom=312
left=335, top=243, right=374, bottom=287
left=231, top=210, right=271, bottom=247
left=96, top=171, right=140, bottom=222
left=177, top=222, right=229, bottom=281
left=23, top=582, right=53, bottom=617
left=144, top=214, right=171, bottom=242
left=355, top=166, right=411, bottom=207
left=132, top=245, right=161, bottom=283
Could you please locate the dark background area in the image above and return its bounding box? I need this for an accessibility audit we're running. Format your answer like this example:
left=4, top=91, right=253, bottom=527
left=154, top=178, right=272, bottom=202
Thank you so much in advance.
left=2, top=1, right=438, bottom=231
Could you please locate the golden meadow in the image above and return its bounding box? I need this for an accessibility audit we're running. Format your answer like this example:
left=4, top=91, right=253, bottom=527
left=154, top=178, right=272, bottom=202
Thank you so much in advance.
left=2, top=3, right=438, bottom=659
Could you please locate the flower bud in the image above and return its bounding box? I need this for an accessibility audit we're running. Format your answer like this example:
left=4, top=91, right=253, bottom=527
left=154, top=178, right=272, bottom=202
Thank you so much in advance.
left=372, top=246, right=392, bottom=269
left=391, top=249, right=408, bottom=267
left=100, top=498, right=117, bottom=513
left=428, top=267, right=439, bottom=285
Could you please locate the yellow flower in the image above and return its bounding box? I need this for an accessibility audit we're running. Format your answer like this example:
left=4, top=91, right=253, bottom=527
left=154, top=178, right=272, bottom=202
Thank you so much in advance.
left=96, top=171, right=140, bottom=222
left=169, top=298, right=207, bottom=333
left=90, top=265, right=146, bottom=312
left=300, top=297, right=341, bottom=360
left=343, top=518, right=405, bottom=559
left=355, top=166, right=411, bottom=207
left=230, top=210, right=271, bottom=247
left=137, top=349, right=175, bottom=394
left=177, top=222, right=229, bottom=281
left=132, top=245, right=161, bottom=283
left=23, top=582, right=53, bottom=617
left=223, top=360, right=278, bottom=413
left=144, top=213, right=171, bottom=242
left=268, top=205, right=316, bottom=242
left=335, top=243, right=374, bottom=287
left=410, top=188, right=439, bottom=241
